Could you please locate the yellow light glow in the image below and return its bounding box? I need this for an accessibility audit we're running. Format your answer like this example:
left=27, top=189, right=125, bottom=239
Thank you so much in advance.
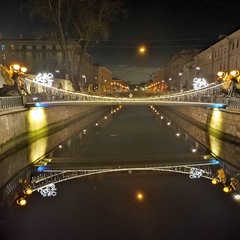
left=209, top=109, right=223, bottom=157
left=223, top=186, right=232, bottom=193
left=16, top=198, right=27, bottom=206
left=28, top=107, right=47, bottom=130
left=136, top=192, right=144, bottom=201
left=211, top=178, right=219, bottom=185
left=217, top=71, right=225, bottom=78
left=11, top=64, right=20, bottom=71
left=230, top=70, right=239, bottom=77
left=23, top=188, right=32, bottom=195
left=139, top=45, right=147, bottom=54
left=27, top=108, right=48, bottom=163
left=20, top=67, right=27, bottom=73
left=29, top=137, right=48, bottom=163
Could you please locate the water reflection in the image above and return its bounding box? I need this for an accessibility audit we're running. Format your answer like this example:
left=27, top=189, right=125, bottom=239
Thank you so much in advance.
left=1, top=106, right=240, bottom=240
left=1, top=106, right=240, bottom=208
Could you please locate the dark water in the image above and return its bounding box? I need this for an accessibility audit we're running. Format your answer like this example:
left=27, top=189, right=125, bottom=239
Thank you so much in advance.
left=1, top=106, right=240, bottom=240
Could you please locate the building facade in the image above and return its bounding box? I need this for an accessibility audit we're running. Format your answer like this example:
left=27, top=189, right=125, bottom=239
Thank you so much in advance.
left=0, top=38, right=94, bottom=91
left=151, top=29, right=240, bottom=93
left=93, top=65, right=113, bottom=93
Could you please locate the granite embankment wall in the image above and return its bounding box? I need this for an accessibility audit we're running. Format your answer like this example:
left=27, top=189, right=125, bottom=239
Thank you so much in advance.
left=157, top=106, right=240, bottom=169
left=0, top=105, right=110, bottom=189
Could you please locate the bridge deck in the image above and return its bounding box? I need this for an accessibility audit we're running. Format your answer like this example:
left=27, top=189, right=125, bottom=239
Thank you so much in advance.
left=26, top=101, right=227, bottom=108
left=35, top=154, right=218, bottom=170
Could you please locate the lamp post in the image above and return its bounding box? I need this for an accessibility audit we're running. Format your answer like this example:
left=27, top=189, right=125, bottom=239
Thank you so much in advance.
left=195, top=67, right=200, bottom=78
left=81, top=75, right=87, bottom=92
left=178, top=72, right=182, bottom=92
left=9, top=64, right=28, bottom=95
left=168, top=78, right=172, bottom=92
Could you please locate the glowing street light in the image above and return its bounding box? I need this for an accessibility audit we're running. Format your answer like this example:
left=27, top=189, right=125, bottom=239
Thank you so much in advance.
left=138, top=45, right=147, bottom=54
left=136, top=192, right=144, bottom=201
left=10, top=64, right=27, bottom=74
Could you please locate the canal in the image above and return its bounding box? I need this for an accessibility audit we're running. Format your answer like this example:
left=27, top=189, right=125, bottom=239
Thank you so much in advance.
left=1, top=106, right=240, bottom=240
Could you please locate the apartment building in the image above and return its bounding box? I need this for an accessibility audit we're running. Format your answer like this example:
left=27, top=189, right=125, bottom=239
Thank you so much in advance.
left=152, top=28, right=240, bottom=93
left=0, top=37, right=93, bottom=91
left=93, top=64, right=113, bottom=93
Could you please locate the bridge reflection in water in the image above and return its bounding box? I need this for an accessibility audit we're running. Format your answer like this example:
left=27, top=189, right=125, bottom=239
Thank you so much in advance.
left=31, top=154, right=218, bottom=194
left=3, top=104, right=240, bottom=208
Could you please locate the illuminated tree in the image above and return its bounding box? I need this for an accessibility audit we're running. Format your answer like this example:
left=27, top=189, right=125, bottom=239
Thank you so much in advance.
left=21, top=0, right=125, bottom=90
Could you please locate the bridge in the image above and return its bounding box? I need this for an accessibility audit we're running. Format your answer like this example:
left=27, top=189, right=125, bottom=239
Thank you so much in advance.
left=1, top=76, right=239, bottom=110
left=15, top=77, right=228, bottom=108
left=30, top=153, right=220, bottom=197
left=1, top=76, right=240, bottom=205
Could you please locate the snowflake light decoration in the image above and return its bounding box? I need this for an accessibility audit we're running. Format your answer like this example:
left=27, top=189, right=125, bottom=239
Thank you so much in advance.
left=193, top=78, right=208, bottom=90
left=38, top=183, right=57, bottom=197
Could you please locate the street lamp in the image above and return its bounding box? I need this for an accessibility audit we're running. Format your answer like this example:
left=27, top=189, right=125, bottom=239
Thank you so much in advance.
left=195, top=67, right=200, bottom=78
left=9, top=64, right=28, bottom=95
left=178, top=72, right=182, bottom=92
left=82, top=75, right=86, bottom=83
left=138, top=45, right=147, bottom=55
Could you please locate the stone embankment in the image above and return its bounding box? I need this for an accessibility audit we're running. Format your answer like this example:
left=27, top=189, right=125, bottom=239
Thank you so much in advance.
left=0, top=105, right=110, bottom=190
left=158, top=105, right=240, bottom=169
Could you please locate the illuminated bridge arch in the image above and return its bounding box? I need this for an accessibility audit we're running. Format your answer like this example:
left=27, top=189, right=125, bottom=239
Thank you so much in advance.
left=30, top=161, right=219, bottom=197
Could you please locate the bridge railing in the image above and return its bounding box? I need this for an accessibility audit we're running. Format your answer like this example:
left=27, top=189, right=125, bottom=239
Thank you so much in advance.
left=23, top=77, right=228, bottom=104
left=0, top=96, right=24, bottom=112
left=1, top=78, right=237, bottom=108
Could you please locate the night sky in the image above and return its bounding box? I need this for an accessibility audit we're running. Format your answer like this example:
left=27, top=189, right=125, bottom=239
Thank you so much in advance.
left=1, top=0, right=240, bottom=83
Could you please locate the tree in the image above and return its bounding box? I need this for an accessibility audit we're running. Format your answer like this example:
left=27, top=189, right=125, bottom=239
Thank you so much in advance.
left=21, top=0, right=125, bottom=90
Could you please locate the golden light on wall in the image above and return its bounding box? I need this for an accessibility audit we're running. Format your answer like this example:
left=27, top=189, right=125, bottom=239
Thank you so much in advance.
left=28, top=107, right=47, bottom=131
left=27, top=107, right=48, bottom=163
left=208, top=108, right=223, bottom=157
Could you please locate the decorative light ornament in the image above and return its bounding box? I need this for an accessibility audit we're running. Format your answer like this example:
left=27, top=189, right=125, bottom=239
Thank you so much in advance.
left=217, top=71, right=225, bottom=78
left=189, top=167, right=204, bottom=179
left=234, top=194, right=240, bottom=200
left=23, top=187, right=32, bottom=195
left=211, top=178, right=220, bottom=184
left=193, top=78, right=208, bottom=90
left=230, top=70, right=239, bottom=77
left=38, top=183, right=57, bottom=197
left=16, top=197, right=27, bottom=206
left=223, top=186, right=232, bottom=193
left=34, top=73, right=54, bottom=87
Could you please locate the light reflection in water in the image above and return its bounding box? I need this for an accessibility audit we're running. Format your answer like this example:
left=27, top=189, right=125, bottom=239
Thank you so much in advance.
left=209, top=108, right=223, bottom=157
